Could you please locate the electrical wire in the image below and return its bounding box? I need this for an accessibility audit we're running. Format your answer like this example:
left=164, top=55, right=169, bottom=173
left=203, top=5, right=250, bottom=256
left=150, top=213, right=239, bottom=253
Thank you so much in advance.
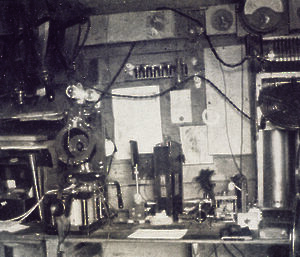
left=223, top=244, right=238, bottom=257
left=53, top=17, right=91, bottom=74
left=72, top=23, right=82, bottom=62
left=7, top=195, right=47, bottom=222
left=6, top=188, right=58, bottom=222
left=71, top=17, right=91, bottom=63
left=94, top=186, right=112, bottom=219
left=56, top=220, right=71, bottom=257
left=213, top=244, right=219, bottom=257
left=94, top=42, right=136, bottom=106
left=218, top=51, right=242, bottom=175
left=204, top=34, right=248, bottom=68
left=205, top=244, right=220, bottom=257
left=1, top=186, right=75, bottom=223
left=239, top=46, right=244, bottom=175
left=232, top=244, right=246, bottom=257
left=88, top=74, right=252, bottom=121
left=156, top=7, right=249, bottom=68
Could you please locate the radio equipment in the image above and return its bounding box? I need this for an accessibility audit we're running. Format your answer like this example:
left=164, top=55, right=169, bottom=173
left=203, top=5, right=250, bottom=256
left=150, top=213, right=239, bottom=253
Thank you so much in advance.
left=43, top=172, right=123, bottom=234
left=256, top=72, right=299, bottom=208
left=153, top=141, right=184, bottom=221
left=262, top=36, right=300, bottom=62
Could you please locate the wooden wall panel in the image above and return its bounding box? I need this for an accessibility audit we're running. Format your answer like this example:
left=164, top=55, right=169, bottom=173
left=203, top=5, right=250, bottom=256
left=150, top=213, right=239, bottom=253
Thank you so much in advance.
left=81, top=35, right=256, bottom=208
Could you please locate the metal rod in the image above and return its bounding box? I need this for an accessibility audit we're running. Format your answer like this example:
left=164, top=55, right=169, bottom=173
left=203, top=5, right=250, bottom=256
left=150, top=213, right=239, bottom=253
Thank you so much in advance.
left=134, top=165, right=139, bottom=194
left=28, top=153, right=43, bottom=220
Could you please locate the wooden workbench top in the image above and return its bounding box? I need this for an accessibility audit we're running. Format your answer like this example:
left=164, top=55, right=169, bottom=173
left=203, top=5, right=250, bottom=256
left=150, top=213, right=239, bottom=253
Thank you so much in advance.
left=0, top=221, right=290, bottom=245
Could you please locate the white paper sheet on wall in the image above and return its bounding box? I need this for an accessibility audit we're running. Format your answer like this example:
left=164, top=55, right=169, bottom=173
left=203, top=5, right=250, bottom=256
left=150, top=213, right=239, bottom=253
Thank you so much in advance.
left=170, top=89, right=192, bottom=124
left=180, top=125, right=213, bottom=164
left=112, top=86, right=163, bottom=159
left=204, top=45, right=251, bottom=155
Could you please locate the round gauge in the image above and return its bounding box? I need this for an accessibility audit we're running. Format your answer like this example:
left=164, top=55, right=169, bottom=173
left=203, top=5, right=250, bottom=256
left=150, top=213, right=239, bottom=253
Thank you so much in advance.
left=211, top=8, right=234, bottom=32
left=240, top=0, right=285, bottom=34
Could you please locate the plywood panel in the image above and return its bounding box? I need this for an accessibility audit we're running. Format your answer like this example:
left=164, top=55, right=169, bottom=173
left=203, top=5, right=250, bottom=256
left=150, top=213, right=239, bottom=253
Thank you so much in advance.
left=204, top=45, right=252, bottom=155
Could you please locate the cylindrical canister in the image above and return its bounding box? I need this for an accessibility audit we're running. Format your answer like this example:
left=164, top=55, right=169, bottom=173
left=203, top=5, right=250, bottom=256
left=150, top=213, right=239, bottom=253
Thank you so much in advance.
left=70, top=199, right=83, bottom=226
left=263, top=129, right=296, bottom=208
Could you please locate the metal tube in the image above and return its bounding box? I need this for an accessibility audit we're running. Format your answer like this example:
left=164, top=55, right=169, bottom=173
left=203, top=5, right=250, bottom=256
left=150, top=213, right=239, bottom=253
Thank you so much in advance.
left=28, top=153, right=43, bottom=220
left=263, top=129, right=295, bottom=208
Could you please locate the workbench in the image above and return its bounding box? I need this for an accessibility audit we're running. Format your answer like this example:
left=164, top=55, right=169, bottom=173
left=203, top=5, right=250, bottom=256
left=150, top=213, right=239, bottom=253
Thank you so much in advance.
left=0, top=222, right=290, bottom=257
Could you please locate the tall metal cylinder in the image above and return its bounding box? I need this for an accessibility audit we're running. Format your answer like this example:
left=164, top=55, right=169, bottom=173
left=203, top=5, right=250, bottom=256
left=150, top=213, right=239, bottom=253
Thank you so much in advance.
left=263, top=129, right=296, bottom=209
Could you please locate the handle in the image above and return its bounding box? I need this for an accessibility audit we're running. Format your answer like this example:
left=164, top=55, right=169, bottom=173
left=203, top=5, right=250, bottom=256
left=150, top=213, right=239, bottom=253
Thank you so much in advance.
left=107, top=181, right=124, bottom=209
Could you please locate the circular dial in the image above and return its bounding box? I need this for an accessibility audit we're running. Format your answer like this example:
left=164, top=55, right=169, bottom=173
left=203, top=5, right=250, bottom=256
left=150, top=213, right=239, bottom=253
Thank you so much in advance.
left=211, top=9, right=234, bottom=32
left=241, top=0, right=284, bottom=33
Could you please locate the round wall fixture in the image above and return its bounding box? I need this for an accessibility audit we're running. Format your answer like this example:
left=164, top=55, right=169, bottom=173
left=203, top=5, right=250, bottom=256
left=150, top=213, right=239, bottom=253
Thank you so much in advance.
left=240, top=0, right=285, bottom=34
left=211, top=8, right=234, bottom=32
left=205, top=4, right=236, bottom=35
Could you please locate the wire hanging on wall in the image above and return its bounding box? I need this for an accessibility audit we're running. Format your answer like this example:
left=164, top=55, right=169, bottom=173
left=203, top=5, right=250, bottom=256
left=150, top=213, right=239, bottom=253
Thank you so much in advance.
left=88, top=74, right=252, bottom=122
left=217, top=44, right=246, bottom=175
left=156, top=7, right=249, bottom=68
left=93, top=42, right=136, bottom=106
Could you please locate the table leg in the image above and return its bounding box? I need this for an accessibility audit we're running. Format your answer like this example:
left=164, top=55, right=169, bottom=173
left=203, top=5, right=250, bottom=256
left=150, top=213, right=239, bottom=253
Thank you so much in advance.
left=45, top=238, right=58, bottom=257
left=191, top=243, right=201, bottom=257
left=0, top=243, right=5, bottom=257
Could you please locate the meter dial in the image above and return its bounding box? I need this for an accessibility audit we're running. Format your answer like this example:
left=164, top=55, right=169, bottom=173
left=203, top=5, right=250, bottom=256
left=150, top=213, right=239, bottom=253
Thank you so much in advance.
left=240, top=0, right=284, bottom=34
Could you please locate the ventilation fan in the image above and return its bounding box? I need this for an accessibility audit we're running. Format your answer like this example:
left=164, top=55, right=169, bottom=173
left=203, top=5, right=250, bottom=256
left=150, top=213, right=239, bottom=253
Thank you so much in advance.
left=258, top=78, right=300, bottom=129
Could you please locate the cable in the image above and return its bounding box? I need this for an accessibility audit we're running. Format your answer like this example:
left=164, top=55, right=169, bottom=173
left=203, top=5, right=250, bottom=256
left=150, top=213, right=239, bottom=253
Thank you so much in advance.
left=1, top=186, right=74, bottom=223
left=205, top=244, right=220, bottom=257
left=204, top=34, right=249, bottom=68
left=232, top=244, right=246, bottom=257
left=53, top=17, right=91, bottom=75
left=10, top=195, right=46, bottom=222
left=94, top=42, right=136, bottom=106
left=71, top=17, right=91, bottom=63
left=218, top=48, right=245, bottom=175
left=19, top=197, right=47, bottom=222
left=220, top=61, right=240, bottom=173
left=56, top=220, right=71, bottom=257
left=6, top=188, right=58, bottom=222
left=213, top=244, right=219, bottom=257
left=239, top=45, right=244, bottom=175
left=95, top=187, right=113, bottom=223
left=223, top=244, right=237, bottom=257
left=106, top=143, right=117, bottom=176
left=156, top=7, right=249, bottom=68
left=72, top=23, right=82, bottom=62
left=89, top=74, right=252, bottom=121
